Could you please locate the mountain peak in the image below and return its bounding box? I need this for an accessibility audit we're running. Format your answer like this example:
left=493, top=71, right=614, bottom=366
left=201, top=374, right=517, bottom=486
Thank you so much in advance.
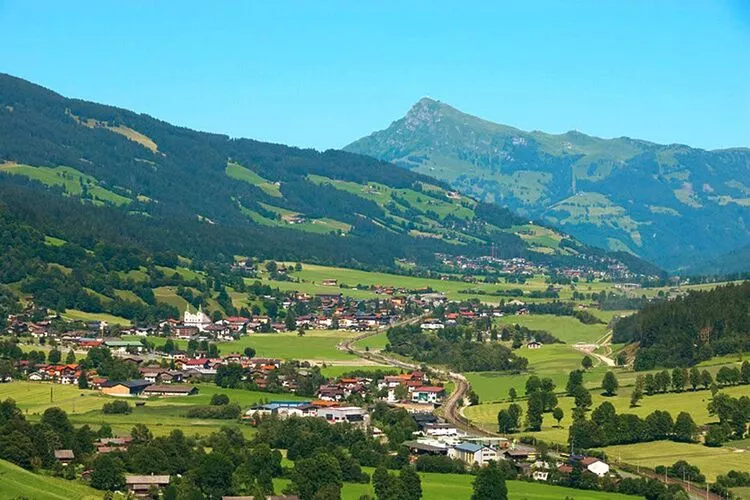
left=404, top=97, right=447, bottom=130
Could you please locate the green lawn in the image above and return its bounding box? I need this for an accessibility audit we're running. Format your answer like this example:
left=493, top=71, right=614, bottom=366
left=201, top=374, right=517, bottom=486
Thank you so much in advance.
left=354, top=331, right=390, bottom=351
left=226, top=161, right=282, bottom=197
left=319, top=365, right=397, bottom=378
left=0, top=162, right=131, bottom=206
left=61, top=309, right=132, bottom=326
left=600, top=441, right=750, bottom=482
left=0, top=459, right=101, bottom=500
left=279, top=263, right=622, bottom=303
left=0, top=382, right=290, bottom=439
left=140, top=330, right=359, bottom=361
left=274, top=470, right=637, bottom=499
left=465, top=382, right=750, bottom=443
left=495, top=314, right=608, bottom=345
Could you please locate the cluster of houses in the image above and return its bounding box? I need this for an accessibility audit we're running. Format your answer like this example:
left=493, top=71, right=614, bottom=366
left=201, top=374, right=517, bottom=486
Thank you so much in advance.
left=402, top=414, right=611, bottom=481
left=314, top=371, right=447, bottom=407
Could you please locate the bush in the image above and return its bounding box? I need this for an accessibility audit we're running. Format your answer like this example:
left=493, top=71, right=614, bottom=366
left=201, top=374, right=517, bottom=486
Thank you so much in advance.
left=102, top=400, right=131, bottom=414
left=210, top=393, right=230, bottom=406
left=185, top=404, right=241, bottom=419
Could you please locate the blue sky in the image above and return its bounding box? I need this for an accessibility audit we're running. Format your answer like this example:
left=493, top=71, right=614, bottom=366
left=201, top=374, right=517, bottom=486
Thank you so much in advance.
left=1, top=1, right=748, bottom=150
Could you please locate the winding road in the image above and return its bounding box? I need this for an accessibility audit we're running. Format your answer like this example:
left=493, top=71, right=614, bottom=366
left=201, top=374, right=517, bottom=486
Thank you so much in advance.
left=338, top=318, right=494, bottom=436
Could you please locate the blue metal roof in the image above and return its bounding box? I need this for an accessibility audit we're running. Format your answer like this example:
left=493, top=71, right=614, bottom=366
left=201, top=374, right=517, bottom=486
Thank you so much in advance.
left=455, top=442, right=484, bottom=453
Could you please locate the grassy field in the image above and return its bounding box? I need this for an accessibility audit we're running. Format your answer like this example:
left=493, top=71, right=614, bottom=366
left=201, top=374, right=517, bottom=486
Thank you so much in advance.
left=465, top=381, right=750, bottom=443
left=138, top=330, right=359, bottom=361
left=354, top=331, right=390, bottom=351
left=319, top=365, right=397, bottom=378
left=600, top=441, right=750, bottom=482
left=0, top=459, right=102, bottom=500
left=272, top=263, right=620, bottom=303
left=0, top=381, right=301, bottom=438
left=0, top=162, right=131, bottom=206
left=273, top=470, right=637, bottom=500
left=496, top=314, right=608, bottom=345
left=466, top=344, right=611, bottom=403
left=226, top=161, right=282, bottom=197
left=61, top=309, right=132, bottom=326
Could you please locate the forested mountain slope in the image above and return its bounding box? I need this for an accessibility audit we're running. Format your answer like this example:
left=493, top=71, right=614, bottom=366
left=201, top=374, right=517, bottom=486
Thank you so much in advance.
left=345, top=98, right=750, bottom=271
left=613, top=281, right=750, bottom=369
left=0, top=73, right=654, bottom=275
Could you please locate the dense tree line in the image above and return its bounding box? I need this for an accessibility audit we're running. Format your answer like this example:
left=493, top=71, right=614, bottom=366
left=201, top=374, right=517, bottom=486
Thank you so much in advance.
left=386, top=324, right=528, bottom=372
left=613, top=282, right=750, bottom=369
left=568, top=402, right=698, bottom=449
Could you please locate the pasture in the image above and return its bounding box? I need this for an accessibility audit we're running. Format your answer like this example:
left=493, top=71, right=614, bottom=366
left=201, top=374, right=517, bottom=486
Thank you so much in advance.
left=464, top=378, right=750, bottom=443
left=600, top=441, right=750, bottom=481
left=275, top=263, right=621, bottom=303
left=273, top=469, right=639, bottom=500
left=138, top=329, right=360, bottom=362
left=0, top=459, right=101, bottom=500
left=495, top=314, right=608, bottom=344
left=0, top=381, right=301, bottom=438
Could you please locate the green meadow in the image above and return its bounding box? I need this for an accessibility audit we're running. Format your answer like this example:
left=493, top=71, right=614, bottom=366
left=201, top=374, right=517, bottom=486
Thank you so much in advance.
left=465, top=376, right=750, bottom=443
left=495, top=314, right=608, bottom=344
left=137, top=329, right=360, bottom=361
left=273, top=470, right=638, bottom=500
left=0, top=381, right=303, bottom=439
left=600, top=441, right=750, bottom=482
left=0, top=162, right=131, bottom=206
left=0, top=459, right=101, bottom=500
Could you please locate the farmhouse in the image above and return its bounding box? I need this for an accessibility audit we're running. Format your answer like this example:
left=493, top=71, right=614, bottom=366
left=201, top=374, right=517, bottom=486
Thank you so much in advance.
left=54, top=449, right=74, bottom=466
left=142, top=384, right=198, bottom=397
left=411, top=386, right=446, bottom=404
left=100, top=379, right=152, bottom=397
left=527, top=339, right=542, bottom=349
left=319, top=406, right=369, bottom=427
left=125, top=475, right=171, bottom=496
left=448, top=442, right=498, bottom=466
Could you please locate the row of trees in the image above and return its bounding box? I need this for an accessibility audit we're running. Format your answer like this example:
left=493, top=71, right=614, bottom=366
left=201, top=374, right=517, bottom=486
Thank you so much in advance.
left=568, top=402, right=698, bottom=449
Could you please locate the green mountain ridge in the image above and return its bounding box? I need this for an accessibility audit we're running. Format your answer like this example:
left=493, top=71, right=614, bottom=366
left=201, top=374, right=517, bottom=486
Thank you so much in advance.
left=344, top=98, right=750, bottom=271
left=0, top=74, right=656, bottom=277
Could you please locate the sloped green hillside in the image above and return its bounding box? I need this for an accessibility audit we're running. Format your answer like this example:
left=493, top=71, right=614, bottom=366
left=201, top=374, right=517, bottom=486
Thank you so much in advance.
left=0, top=73, right=653, bottom=273
left=345, top=98, right=750, bottom=271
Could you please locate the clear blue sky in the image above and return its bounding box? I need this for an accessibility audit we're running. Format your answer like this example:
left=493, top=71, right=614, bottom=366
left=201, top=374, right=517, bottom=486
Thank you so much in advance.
left=1, top=1, right=748, bottom=150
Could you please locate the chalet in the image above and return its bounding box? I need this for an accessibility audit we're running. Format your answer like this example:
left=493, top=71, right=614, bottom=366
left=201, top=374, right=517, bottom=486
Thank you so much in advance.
left=319, top=406, right=369, bottom=427
left=448, top=442, right=498, bottom=466
left=244, top=401, right=317, bottom=420
left=504, top=445, right=537, bottom=462
left=421, top=422, right=460, bottom=437
left=402, top=440, right=449, bottom=456
left=411, top=386, right=446, bottom=404
left=104, top=340, right=144, bottom=353
left=100, top=379, right=152, bottom=397
left=527, top=340, right=542, bottom=349
left=125, top=475, right=171, bottom=497
left=174, top=325, right=199, bottom=339
left=96, top=437, right=132, bottom=454
left=54, top=449, right=75, bottom=466
left=321, top=279, right=338, bottom=286
left=142, top=384, right=198, bottom=397
left=317, top=385, right=346, bottom=402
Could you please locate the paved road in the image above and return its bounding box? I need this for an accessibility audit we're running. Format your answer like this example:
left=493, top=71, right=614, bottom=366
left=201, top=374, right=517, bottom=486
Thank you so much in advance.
left=339, top=317, right=494, bottom=436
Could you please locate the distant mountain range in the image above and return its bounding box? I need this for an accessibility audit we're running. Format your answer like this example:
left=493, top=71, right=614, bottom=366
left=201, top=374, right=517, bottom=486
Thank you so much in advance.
left=0, top=74, right=654, bottom=276
left=345, top=98, right=750, bottom=272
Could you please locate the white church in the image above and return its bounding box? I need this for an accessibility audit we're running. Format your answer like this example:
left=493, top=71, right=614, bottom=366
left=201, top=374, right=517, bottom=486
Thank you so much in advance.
left=183, top=305, right=212, bottom=331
